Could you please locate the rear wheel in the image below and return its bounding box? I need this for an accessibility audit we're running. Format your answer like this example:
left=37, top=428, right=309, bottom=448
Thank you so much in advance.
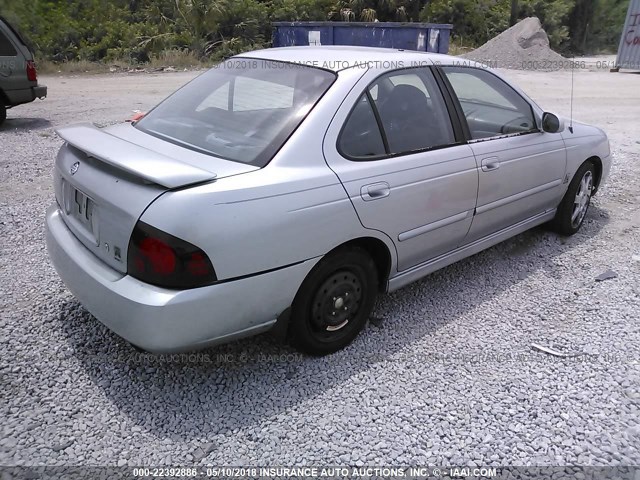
left=0, top=104, right=6, bottom=126
left=289, top=247, right=378, bottom=355
left=550, top=161, right=595, bottom=235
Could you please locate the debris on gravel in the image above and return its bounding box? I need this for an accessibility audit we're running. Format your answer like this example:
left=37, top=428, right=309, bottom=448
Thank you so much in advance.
left=595, top=269, right=619, bottom=282
left=463, top=17, right=568, bottom=71
left=531, top=343, right=571, bottom=358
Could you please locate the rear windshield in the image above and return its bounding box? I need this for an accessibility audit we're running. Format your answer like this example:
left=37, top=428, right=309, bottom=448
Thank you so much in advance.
left=0, top=16, right=33, bottom=54
left=136, top=59, right=336, bottom=167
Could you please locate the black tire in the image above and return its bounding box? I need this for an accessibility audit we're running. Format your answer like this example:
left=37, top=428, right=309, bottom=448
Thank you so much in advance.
left=550, top=161, right=596, bottom=235
left=0, top=104, right=6, bottom=126
left=289, top=247, right=378, bottom=355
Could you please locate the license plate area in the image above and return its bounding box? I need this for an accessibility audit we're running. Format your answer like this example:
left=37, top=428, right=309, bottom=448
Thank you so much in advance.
left=62, top=179, right=99, bottom=246
left=71, top=187, right=98, bottom=243
left=73, top=188, right=94, bottom=227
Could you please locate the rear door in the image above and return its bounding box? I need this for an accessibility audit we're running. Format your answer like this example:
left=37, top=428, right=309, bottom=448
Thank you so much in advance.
left=440, top=66, right=567, bottom=243
left=324, top=66, right=478, bottom=272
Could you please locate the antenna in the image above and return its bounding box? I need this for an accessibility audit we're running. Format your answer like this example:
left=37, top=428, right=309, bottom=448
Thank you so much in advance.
left=569, top=56, right=575, bottom=134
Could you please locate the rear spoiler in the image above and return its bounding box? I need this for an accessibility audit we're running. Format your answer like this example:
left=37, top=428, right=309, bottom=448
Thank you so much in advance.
left=56, top=123, right=217, bottom=189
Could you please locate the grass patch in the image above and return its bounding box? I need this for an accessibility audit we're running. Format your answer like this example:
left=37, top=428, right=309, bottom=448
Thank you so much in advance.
left=147, top=49, right=213, bottom=69
left=38, top=59, right=113, bottom=74
left=448, top=36, right=478, bottom=56
left=36, top=43, right=484, bottom=75
left=37, top=49, right=214, bottom=75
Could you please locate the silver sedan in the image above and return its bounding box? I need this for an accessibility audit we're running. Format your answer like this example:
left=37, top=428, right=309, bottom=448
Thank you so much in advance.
left=45, top=46, right=611, bottom=355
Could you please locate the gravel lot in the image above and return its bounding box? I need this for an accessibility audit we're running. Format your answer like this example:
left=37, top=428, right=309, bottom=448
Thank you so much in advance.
left=1, top=60, right=639, bottom=468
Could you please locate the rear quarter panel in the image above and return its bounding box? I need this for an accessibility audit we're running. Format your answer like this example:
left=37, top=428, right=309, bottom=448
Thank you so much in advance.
left=141, top=166, right=363, bottom=279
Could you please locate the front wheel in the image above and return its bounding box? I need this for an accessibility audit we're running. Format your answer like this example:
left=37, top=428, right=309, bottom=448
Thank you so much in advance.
left=0, top=104, right=6, bottom=126
left=289, top=247, right=378, bottom=355
left=550, top=161, right=595, bottom=235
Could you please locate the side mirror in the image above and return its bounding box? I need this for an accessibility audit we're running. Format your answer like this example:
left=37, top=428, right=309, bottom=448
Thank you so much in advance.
left=542, top=112, right=564, bottom=133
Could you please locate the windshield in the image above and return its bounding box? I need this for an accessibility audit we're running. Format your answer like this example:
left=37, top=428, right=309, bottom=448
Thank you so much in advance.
left=136, top=59, right=336, bottom=167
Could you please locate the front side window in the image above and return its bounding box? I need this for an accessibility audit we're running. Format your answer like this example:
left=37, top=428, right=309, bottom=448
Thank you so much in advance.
left=442, top=66, right=537, bottom=139
left=136, top=59, right=336, bottom=167
left=339, top=68, right=456, bottom=159
left=0, top=29, right=17, bottom=56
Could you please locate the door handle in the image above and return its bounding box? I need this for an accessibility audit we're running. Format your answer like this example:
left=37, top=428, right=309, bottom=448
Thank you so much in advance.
left=360, top=182, right=390, bottom=201
left=481, top=157, right=501, bottom=172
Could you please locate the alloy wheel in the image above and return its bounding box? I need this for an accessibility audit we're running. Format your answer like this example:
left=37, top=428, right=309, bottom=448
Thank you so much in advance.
left=571, top=170, right=593, bottom=229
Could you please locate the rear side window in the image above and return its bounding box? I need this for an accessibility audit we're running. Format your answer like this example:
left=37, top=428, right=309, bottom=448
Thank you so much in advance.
left=372, top=70, right=454, bottom=154
left=388, top=72, right=431, bottom=97
left=339, top=94, right=386, bottom=158
left=442, top=66, right=536, bottom=139
left=0, top=29, right=17, bottom=56
left=339, top=68, right=456, bottom=159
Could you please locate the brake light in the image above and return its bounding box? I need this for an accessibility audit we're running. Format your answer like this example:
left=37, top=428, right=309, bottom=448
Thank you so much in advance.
left=128, top=221, right=216, bottom=289
left=26, top=60, right=37, bottom=82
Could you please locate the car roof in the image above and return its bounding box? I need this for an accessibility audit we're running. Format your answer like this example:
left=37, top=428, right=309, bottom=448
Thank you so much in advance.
left=235, top=46, right=473, bottom=72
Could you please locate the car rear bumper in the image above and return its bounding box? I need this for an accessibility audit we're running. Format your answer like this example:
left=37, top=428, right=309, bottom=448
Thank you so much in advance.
left=45, top=204, right=316, bottom=352
left=33, top=85, right=47, bottom=99
left=5, top=84, right=47, bottom=106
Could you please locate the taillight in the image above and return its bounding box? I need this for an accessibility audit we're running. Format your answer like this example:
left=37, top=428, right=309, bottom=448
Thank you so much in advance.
left=26, top=60, right=37, bottom=82
left=127, top=221, right=217, bottom=289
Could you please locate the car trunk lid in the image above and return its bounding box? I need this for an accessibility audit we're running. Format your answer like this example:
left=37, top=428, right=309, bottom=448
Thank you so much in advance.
left=54, top=123, right=258, bottom=273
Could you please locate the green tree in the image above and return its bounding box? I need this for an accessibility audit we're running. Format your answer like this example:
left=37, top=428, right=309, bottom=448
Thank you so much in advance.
left=270, top=0, right=334, bottom=21
left=143, top=0, right=268, bottom=59
left=0, top=0, right=630, bottom=62
left=584, top=0, right=629, bottom=53
left=420, top=0, right=511, bottom=46
left=337, top=0, right=428, bottom=22
left=567, top=0, right=596, bottom=52
left=517, top=0, right=575, bottom=50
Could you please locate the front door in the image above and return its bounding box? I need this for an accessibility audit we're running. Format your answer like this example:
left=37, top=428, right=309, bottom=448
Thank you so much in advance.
left=440, top=66, right=567, bottom=242
left=324, top=67, right=478, bottom=272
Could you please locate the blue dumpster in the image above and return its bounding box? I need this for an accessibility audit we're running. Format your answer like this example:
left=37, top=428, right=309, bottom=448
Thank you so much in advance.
left=271, top=21, right=452, bottom=54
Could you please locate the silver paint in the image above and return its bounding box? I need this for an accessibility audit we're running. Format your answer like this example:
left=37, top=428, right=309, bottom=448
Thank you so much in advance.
left=46, top=47, right=612, bottom=352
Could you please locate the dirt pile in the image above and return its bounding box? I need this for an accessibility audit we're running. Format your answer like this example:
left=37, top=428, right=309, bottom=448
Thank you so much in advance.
left=463, top=17, right=568, bottom=71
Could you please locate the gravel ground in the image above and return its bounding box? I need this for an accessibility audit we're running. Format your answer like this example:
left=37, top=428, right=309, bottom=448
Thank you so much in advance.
left=1, top=64, right=639, bottom=468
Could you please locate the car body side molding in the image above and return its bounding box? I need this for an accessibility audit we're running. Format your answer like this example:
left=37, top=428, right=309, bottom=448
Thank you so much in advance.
left=476, top=179, right=562, bottom=215
left=398, top=210, right=472, bottom=242
left=388, top=208, right=556, bottom=291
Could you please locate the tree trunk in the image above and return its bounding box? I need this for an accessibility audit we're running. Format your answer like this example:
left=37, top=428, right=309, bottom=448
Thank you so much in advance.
left=510, top=0, right=518, bottom=26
